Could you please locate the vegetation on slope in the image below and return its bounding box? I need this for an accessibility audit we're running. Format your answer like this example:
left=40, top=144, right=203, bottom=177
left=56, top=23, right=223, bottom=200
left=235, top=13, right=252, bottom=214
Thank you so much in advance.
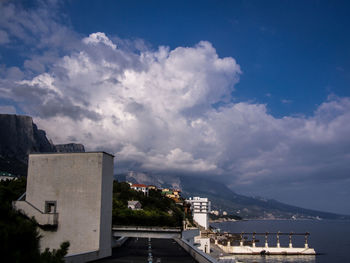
left=1, top=178, right=185, bottom=262
left=112, top=181, right=184, bottom=227
left=0, top=178, right=69, bottom=263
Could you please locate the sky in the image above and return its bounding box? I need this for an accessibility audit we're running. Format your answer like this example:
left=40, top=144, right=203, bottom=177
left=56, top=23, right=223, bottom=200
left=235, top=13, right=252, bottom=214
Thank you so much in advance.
left=0, top=0, right=350, bottom=214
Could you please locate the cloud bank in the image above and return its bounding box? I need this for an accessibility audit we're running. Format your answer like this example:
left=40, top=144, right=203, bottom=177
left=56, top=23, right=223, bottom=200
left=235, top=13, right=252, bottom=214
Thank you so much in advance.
left=1, top=1, right=350, bottom=213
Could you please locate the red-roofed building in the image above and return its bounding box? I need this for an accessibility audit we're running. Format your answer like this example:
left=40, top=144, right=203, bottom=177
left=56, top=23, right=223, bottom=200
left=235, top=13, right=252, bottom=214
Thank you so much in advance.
left=130, top=184, right=149, bottom=195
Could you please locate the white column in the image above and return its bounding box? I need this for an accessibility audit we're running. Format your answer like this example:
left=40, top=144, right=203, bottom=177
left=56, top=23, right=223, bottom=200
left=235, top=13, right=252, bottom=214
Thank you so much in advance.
left=265, top=233, right=269, bottom=248
left=304, top=233, right=309, bottom=248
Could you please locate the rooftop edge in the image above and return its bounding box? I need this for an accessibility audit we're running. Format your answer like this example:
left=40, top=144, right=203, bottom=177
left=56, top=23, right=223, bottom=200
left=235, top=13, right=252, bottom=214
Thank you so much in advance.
left=29, top=151, right=115, bottom=158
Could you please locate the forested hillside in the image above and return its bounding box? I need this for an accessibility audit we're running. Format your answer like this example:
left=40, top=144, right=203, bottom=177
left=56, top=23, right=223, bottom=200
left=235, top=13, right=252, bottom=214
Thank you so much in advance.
left=112, top=181, right=184, bottom=227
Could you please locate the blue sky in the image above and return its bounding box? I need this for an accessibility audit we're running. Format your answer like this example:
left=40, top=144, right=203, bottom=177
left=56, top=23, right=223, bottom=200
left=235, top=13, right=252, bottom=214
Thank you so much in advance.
left=64, top=0, right=350, bottom=117
left=1, top=0, right=350, bottom=214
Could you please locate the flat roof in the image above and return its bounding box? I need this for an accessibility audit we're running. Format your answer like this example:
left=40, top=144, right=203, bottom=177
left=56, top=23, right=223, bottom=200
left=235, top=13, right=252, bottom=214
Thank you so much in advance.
left=97, top=238, right=197, bottom=263
left=29, top=151, right=115, bottom=157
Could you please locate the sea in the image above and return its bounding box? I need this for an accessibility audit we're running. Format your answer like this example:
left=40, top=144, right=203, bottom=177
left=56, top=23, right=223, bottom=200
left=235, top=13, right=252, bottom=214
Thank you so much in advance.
left=211, top=219, right=350, bottom=263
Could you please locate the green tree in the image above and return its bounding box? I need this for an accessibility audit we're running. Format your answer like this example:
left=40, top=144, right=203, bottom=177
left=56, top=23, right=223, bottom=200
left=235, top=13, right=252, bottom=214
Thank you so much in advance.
left=40, top=242, right=70, bottom=263
left=112, top=181, right=185, bottom=227
left=0, top=178, right=70, bottom=263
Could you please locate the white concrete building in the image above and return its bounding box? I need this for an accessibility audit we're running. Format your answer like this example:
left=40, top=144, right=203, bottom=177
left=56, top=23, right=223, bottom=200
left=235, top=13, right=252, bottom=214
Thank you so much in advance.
left=194, top=236, right=211, bottom=254
left=13, top=152, right=114, bottom=263
left=0, top=176, right=16, bottom=181
left=130, top=183, right=149, bottom=196
left=0, top=172, right=17, bottom=181
left=128, top=200, right=142, bottom=210
left=186, top=197, right=211, bottom=230
left=210, top=210, right=219, bottom=216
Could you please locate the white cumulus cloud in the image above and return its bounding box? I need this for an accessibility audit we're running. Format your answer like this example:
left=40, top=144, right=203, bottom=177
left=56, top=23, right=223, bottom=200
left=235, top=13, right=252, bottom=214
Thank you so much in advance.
left=0, top=0, right=350, bottom=211
left=83, top=32, right=117, bottom=50
left=2, top=32, right=348, bottom=190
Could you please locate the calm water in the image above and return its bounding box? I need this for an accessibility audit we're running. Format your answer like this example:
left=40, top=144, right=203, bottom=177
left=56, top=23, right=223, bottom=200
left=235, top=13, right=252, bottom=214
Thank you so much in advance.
left=211, top=220, right=350, bottom=263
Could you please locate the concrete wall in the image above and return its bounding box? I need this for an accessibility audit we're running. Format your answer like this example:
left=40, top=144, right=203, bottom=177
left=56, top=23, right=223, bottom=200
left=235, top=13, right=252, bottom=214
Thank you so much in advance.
left=23, top=152, right=114, bottom=261
left=182, top=228, right=200, bottom=244
left=13, top=200, right=58, bottom=225
left=174, top=238, right=218, bottom=263
left=193, top=213, right=209, bottom=230
left=194, top=236, right=211, bottom=254
left=98, top=153, right=114, bottom=258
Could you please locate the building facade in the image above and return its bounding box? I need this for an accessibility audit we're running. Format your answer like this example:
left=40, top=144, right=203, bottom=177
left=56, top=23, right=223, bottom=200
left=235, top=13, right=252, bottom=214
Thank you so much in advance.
left=127, top=200, right=142, bottom=210
left=162, top=188, right=181, bottom=201
left=13, top=152, right=114, bottom=263
left=130, top=184, right=149, bottom=195
left=186, top=197, right=211, bottom=230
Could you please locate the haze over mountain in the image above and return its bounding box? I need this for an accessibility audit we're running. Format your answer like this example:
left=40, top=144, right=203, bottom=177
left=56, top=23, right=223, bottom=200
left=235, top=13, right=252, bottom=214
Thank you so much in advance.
left=1, top=112, right=348, bottom=219
left=117, top=171, right=350, bottom=220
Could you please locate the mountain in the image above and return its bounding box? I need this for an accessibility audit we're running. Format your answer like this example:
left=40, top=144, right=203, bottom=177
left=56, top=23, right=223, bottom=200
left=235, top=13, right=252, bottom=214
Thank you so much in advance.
left=55, top=143, right=85, bottom=153
left=0, top=114, right=55, bottom=163
left=3, top=113, right=345, bottom=219
left=116, top=171, right=350, bottom=220
left=0, top=114, right=85, bottom=176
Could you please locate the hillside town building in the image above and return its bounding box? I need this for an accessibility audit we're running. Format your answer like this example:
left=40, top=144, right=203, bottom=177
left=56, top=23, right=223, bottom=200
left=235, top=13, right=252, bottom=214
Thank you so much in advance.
left=0, top=171, right=17, bottom=181
left=130, top=183, right=149, bottom=195
left=128, top=200, right=142, bottom=210
left=147, top=185, right=157, bottom=190
left=162, top=188, right=181, bottom=201
left=210, top=210, right=219, bottom=216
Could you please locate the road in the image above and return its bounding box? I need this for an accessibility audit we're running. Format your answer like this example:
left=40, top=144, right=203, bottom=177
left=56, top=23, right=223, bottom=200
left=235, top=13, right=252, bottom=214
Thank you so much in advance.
left=94, top=237, right=197, bottom=263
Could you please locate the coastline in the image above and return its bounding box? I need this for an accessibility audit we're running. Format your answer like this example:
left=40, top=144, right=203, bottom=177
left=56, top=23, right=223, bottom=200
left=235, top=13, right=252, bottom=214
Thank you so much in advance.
left=209, top=218, right=238, bottom=223
left=210, top=218, right=350, bottom=222
left=209, top=219, right=350, bottom=263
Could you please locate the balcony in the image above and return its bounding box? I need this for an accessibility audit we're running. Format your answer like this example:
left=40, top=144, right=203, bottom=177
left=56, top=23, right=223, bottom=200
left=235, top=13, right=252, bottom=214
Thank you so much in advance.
left=13, top=200, right=58, bottom=226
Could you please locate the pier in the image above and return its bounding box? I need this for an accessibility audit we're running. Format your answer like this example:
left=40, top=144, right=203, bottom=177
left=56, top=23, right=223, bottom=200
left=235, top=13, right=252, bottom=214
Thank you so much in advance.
left=214, top=232, right=316, bottom=255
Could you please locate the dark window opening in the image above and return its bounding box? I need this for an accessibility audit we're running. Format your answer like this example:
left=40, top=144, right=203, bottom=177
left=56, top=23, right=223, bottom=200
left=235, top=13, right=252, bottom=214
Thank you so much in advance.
left=45, top=201, right=56, bottom=213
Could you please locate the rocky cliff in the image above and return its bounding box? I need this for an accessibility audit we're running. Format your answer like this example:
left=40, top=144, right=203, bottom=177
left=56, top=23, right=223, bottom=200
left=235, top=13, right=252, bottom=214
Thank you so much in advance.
left=0, top=114, right=85, bottom=176
left=55, top=143, right=85, bottom=153
left=0, top=114, right=55, bottom=163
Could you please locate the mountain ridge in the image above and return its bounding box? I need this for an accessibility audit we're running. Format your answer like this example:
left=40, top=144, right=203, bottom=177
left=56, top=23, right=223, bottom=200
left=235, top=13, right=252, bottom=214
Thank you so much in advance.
left=116, top=171, right=350, bottom=220
left=0, top=114, right=85, bottom=176
left=2, top=113, right=347, bottom=219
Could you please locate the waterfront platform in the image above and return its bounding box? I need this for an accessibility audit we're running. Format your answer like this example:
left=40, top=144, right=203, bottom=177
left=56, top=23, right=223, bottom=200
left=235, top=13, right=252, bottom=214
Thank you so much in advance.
left=217, top=244, right=316, bottom=255
left=214, top=232, right=316, bottom=255
left=93, top=238, right=197, bottom=263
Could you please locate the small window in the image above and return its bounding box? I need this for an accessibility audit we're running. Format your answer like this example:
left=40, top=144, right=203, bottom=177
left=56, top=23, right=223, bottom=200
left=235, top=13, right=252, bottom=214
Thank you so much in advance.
left=45, top=201, right=57, bottom=213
